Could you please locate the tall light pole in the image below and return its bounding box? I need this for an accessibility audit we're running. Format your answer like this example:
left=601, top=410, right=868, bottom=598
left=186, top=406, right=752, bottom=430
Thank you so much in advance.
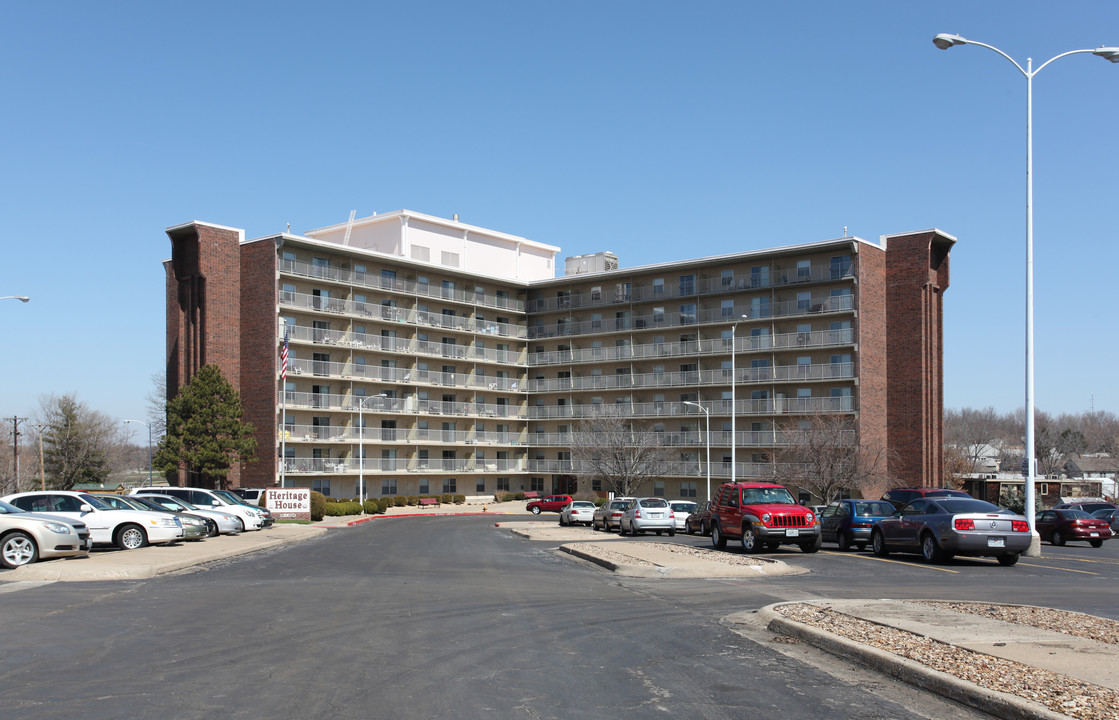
left=357, top=393, right=387, bottom=504
left=729, top=315, right=748, bottom=484
left=123, top=419, right=153, bottom=487
left=933, top=34, right=1119, bottom=557
left=683, top=401, right=710, bottom=502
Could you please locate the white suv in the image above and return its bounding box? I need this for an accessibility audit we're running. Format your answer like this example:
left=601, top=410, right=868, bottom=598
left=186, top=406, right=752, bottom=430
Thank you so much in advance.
left=1, top=491, right=183, bottom=550
left=132, top=487, right=265, bottom=532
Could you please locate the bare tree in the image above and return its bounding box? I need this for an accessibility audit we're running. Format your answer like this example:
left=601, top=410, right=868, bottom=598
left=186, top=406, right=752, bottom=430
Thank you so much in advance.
left=944, top=406, right=1005, bottom=473
left=569, top=405, right=674, bottom=497
left=146, top=372, right=168, bottom=437
left=776, top=413, right=896, bottom=503
left=38, top=394, right=131, bottom=489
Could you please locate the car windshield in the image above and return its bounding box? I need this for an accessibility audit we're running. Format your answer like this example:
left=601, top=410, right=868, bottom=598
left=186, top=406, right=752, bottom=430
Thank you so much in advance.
left=571, top=501, right=594, bottom=508
left=0, top=499, right=26, bottom=514
left=639, top=498, right=668, bottom=508
left=77, top=493, right=112, bottom=510
left=609, top=501, right=628, bottom=510
left=671, top=502, right=697, bottom=512
left=740, top=487, right=797, bottom=505
left=156, top=496, right=196, bottom=511
left=854, top=501, right=895, bottom=517
left=214, top=490, right=251, bottom=506
left=936, top=499, right=1005, bottom=514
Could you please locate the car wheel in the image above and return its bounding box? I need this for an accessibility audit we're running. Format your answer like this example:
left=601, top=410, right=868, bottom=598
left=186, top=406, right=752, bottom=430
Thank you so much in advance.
left=619, top=522, right=628, bottom=536
left=559, top=516, right=567, bottom=527
left=1089, top=539, right=1103, bottom=548
left=205, top=520, right=219, bottom=537
left=702, top=521, right=711, bottom=537
left=531, top=506, right=541, bottom=515
left=116, top=524, right=148, bottom=551
left=1051, top=530, right=1065, bottom=546
left=655, top=530, right=662, bottom=536
left=836, top=532, right=850, bottom=552
left=740, top=526, right=762, bottom=554
left=997, top=553, right=1019, bottom=566
left=800, top=535, right=822, bottom=553
left=235, top=517, right=246, bottom=534
left=711, top=523, right=727, bottom=550
left=668, top=528, right=675, bottom=537
left=685, top=523, right=694, bottom=535
left=920, top=533, right=946, bottom=563
left=871, top=530, right=889, bottom=557
left=1, top=531, right=39, bottom=569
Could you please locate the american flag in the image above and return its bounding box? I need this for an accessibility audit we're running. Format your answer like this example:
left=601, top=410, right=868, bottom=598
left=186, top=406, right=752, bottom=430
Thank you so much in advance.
left=280, top=327, right=289, bottom=381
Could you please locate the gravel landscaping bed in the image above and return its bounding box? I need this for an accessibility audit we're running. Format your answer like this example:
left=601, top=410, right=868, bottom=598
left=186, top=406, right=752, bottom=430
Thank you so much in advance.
left=775, top=602, right=1119, bottom=720
left=634, top=542, right=770, bottom=565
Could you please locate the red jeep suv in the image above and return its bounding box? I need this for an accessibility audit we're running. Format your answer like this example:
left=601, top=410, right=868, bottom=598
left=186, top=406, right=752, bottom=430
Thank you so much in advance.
left=526, top=495, right=573, bottom=515
left=709, top=482, right=821, bottom=553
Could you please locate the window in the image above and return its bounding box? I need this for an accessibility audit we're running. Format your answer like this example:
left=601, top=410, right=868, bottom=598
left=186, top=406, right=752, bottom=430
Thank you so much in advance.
left=653, top=306, right=665, bottom=324
left=680, top=481, right=697, bottom=498
left=412, top=246, right=430, bottom=262
left=281, top=283, right=296, bottom=303
left=796, top=259, right=811, bottom=281
left=680, top=304, right=696, bottom=325
left=476, top=478, right=486, bottom=493
left=654, top=480, right=665, bottom=497
left=679, top=274, right=696, bottom=295
left=830, top=255, right=852, bottom=279
left=443, top=478, right=457, bottom=493
left=721, top=299, right=734, bottom=318
left=797, top=291, right=811, bottom=311
left=381, top=479, right=397, bottom=496
left=750, top=296, right=770, bottom=318
left=530, top=477, right=545, bottom=492
left=497, top=477, right=510, bottom=491
left=313, top=478, right=331, bottom=496
left=750, top=266, right=769, bottom=288
left=653, top=278, right=664, bottom=295
left=721, top=269, right=734, bottom=287
left=419, top=479, right=429, bottom=495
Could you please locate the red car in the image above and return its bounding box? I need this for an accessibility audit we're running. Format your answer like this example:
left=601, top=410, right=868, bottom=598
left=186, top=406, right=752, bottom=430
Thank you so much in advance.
left=1035, top=509, right=1113, bottom=547
left=526, top=495, right=572, bottom=515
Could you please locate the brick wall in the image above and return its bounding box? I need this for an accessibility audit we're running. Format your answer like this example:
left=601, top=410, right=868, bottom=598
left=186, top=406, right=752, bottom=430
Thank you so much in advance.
left=855, top=243, right=889, bottom=482
left=885, top=231, right=954, bottom=485
left=239, top=238, right=280, bottom=488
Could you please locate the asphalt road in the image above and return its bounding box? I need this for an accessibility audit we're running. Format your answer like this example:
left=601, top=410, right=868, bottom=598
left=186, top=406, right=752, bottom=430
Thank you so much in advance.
left=2, top=515, right=1116, bottom=719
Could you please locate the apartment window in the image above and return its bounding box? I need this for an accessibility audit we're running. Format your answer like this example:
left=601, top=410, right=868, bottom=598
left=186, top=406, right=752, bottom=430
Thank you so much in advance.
left=680, top=481, right=697, bottom=498
left=721, top=299, right=734, bottom=318
left=721, top=269, right=734, bottom=287
left=443, top=478, right=457, bottom=493
left=797, top=259, right=811, bottom=280
left=476, top=478, right=486, bottom=493
left=590, top=286, right=602, bottom=301
left=282, top=250, right=296, bottom=263
left=411, top=246, right=430, bottom=262
left=680, top=304, right=696, bottom=325
left=497, top=477, right=510, bottom=492
left=830, top=255, right=852, bottom=279
left=381, top=479, right=397, bottom=496
left=653, top=278, right=664, bottom=295
left=750, top=296, right=770, bottom=318
left=797, top=291, right=811, bottom=311
left=281, top=283, right=296, bottom=303
left=750, top=266, right=769, bottom=288
left=653, top=306, right=665, bottom=324
left=312, top=479, right=331, bottom=496
left=419, top=479, right=429, bottom=495
left=312, top=288, right=330, bottom=310
left=679, top=274, right=696, bottom=295
left=557, top=290, right=571, bottom=308
left=615, top=311, right=630, bottom=330
left=312, top=257, right=330, bottom=277
left=591, top=313, right=602, bottom=330
left=653, top=480, right=665, bottom=497
left=530, top=478, right=545, bottom=492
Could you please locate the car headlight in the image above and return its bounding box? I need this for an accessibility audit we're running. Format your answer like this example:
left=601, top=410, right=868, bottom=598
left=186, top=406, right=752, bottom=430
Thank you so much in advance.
left=761, top=513, right=771, bottom=524
left=806, top=512, right=815, bottom=524
left=182, top=517, right=205, bottom=527
left=42, top=521, right=73, bottom=535
left=153, top=517, right=180, bottom=528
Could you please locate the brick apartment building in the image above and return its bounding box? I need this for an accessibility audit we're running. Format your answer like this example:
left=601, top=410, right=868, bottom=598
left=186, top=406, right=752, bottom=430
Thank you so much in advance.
left=164, top=210, right=954, bottom=500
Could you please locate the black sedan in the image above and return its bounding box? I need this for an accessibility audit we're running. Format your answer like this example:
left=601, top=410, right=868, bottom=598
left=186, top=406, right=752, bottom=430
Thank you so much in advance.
left=870, top=497, right=1031, bottom=566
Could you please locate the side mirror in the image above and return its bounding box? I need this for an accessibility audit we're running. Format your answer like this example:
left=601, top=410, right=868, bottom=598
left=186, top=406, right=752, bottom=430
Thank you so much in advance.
left=79, top=504, right=94, bottom=513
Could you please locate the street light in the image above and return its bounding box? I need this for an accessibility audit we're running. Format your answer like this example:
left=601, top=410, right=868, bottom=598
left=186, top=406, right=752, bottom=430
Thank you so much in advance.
left=682, top=401, right=710, bottom=502
left=933, top=33, right=1119, bottom=557
left=357, top=393, right=387, bottom=504
left=729, top=315, right=748, bottom=484
left=123, top=419, right=153, bottom=487
left=1, top=296, right=30, bottom=302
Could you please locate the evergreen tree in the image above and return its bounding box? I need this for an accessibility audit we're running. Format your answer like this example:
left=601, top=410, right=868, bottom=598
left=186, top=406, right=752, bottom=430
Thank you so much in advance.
left=155, top=365, right=257, bottom=488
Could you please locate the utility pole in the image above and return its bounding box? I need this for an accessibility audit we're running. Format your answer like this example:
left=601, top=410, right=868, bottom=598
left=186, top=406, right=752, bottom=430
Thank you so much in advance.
left=33, top=423, right=46, bottom=490
left=9, top=416, right=29, bottom=491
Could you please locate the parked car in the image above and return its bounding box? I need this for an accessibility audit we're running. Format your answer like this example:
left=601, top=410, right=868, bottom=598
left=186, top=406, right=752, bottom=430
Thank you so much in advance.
left=1, top=491, right=184, bottom=550
left=0, top=499, right=91, bottom=569
left=820, top=499, right=897, bottom=551
left=669, top=501, right=698, bottom=532
left=526, top=495, right=572, bottom=515
left=592, top=498, right=633, bottom=532
left=684, top=501, right=713, bottom=536
left=881, top=487, right=971, bottom=511
left=1035, top=509, right=1113, bottom=547
left=233, top=488, right=266, bottom=504
left=132, top=487, right=265, bottom=532
left=1053, top=500, right=1118, bottom=515
left=96, top=494, right=208, bottom=541
left=138, top=494, right=243, bottom=536
left=708, top=482, right=821, bottom=553
left=618, top=497, right=676, bottom=536
left=1091, top=508, right=1119, bottom=534
left=213, top=489, right=274, bottom=527
left=871, top=497, right=1030, bottom=565
left=559, top=500, right=596, bottom=527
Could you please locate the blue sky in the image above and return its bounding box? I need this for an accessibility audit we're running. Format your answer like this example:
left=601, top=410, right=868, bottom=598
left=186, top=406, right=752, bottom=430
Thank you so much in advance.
left=2, top=1, right=1117, bottom=435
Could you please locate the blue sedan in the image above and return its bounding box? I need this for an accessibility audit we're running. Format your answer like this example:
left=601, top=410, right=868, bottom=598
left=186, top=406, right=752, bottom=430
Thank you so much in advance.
left=820, top=499, right=896, bottom=551
left=871, top=498, right=1031, bottom=565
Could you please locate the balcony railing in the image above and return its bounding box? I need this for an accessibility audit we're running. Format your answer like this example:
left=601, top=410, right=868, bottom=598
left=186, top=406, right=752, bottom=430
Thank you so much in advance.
left=525, top=362, right=854, bottom=392
left=281, top=257, right=526, bottom=312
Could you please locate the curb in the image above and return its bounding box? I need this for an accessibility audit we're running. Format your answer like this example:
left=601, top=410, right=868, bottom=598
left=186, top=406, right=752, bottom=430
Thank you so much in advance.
left=757, top=602, right=1070, bottom=720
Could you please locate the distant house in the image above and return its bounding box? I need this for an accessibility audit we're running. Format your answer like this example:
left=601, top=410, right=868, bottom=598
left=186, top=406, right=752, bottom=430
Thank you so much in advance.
left=1064, top=455, right=1119, bottom=500
left=961, top=475, right=1106, bottom=509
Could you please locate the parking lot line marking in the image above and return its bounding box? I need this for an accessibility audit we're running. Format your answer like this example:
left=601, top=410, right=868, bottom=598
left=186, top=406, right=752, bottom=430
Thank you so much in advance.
left=1017, top=561, right=1099, bottom=576
left=1035, top=555, right=1119, bottom=567
left=854, top=555, right=960, bottom=573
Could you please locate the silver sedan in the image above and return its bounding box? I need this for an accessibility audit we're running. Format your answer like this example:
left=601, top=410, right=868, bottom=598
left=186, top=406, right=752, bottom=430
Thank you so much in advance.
left=871, top=497, right=1031, bottom=565
left=619, top=497, right=676, bottom=537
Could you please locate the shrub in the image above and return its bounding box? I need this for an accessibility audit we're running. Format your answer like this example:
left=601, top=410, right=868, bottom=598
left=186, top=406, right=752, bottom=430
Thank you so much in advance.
left=453, top=494, right=466, bottom=504
left=310, top=491, right=326, bottom=521
left=324, top=500, right=362, bottom=516
left=407, top=496, right=418, bottom=506
left=394, top=495, right=408, bottom=507
left=441, top=493, right=453, bottom=504
left=324, top=496, right=337, bottom=503
left=379, top=499, right=392, bottom=513
left=514, top=492, right=525, bottom=501
left=363, top=499, right=379, bottom=514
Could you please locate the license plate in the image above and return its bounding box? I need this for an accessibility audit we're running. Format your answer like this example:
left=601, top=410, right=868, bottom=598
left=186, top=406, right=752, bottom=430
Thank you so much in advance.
left=649, top=513, right=662, bottom=518
left=1090, top=532, right=1100, bottom=537
left=988, top=537, right=1005, bottom=548
left=786, top=528, right=800, bottom=537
